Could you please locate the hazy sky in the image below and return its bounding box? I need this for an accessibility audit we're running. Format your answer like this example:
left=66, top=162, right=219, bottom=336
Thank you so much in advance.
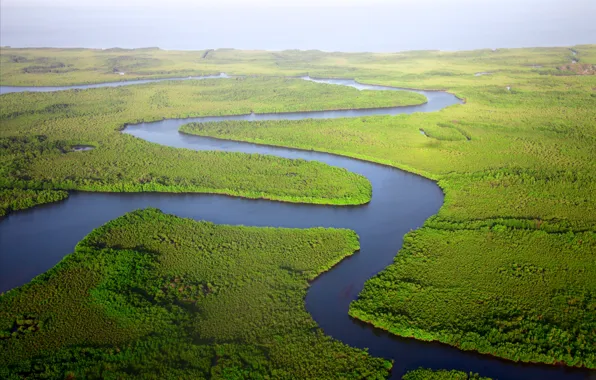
left=2, top=0, right=595, bottom=52
left=4, top=0, right=419, bottom=6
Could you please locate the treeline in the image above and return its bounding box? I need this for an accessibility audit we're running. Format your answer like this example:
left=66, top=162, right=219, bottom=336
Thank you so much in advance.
left=0, top=209, right=390, bottom=379
left=0, top=189, right=68, bottom=217
left=22, top=62, right=77, bottom=74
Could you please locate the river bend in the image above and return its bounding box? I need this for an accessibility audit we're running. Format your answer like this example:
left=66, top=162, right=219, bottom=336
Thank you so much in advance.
left=0, top=76, right=589, bottom=379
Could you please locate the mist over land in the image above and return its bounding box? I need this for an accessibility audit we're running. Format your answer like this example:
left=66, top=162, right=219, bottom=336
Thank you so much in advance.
left=2, top=0, right=595, bottom=51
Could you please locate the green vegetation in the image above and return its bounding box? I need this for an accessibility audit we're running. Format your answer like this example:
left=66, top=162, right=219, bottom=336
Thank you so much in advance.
left=0, top=188, right=68, bottom=216
left=2, top=45, right=595, bottom=86
left=180, top=83, right=596, bottom=229
left=0, top=77, right=431, bottom=213
left=402, top=368, right=491, bottom=380
left=0, top=209, right=391, bottom=379
left=1, top=45, right=595, bottom=371
left=350, top=228, right=595, bottom=367
left=0, top=133, right=372, bottom=209
left=174, top=48, right=596, bottom=367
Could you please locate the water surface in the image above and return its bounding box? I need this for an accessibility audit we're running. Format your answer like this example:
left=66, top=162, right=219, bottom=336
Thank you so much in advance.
left=0, top=73, right=228, bottom=95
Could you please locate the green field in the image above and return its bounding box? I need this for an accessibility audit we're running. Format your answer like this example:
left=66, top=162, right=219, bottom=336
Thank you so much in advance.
left=1, top=45, right=595, bottom=374
left=0, top=209, right=390, bottom=379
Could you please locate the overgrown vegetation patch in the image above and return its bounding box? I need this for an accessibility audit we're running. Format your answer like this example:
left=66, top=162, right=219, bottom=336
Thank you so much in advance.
left=0, top=77, right=424, bottom=212
left=349, top=227, right=596, bottom=368
left=0, top=188, right=68, bottom=217
left=0, top=209, right=391, bottom=379
left=174, top=47, right=596, bottom=368
left=0, top=314, right=44, bottom=340
left=402, top=368, right=492, bottom=380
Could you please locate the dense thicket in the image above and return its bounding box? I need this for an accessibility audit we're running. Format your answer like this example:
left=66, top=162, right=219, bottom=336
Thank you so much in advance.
left=402, top=368, right=491, bottom=380
left=0, top=133, right=372, bottom=208
left=0, top=209, right=391, bottom=379
left=0, top=188, right=67, bottom=216
left=0, top=78, right=426, bottom=212
left=350, top=227, right=596, bottom=367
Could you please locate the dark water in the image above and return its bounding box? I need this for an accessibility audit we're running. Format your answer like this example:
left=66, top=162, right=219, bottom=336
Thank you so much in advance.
left=0, top=77, right=591, bottom=380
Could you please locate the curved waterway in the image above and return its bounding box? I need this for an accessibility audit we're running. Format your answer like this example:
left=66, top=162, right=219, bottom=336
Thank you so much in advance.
left=0, top=73, right=229, bottom=95
left=0, top=76, right=590, bottom=380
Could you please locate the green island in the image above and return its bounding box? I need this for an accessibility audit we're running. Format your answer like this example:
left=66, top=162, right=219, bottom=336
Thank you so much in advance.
left=0, top=209, right=390, bottom=379
left=1, top=45, right=596, bottom=376
left=402, top=368, right=491, bottom=380
left=0, top=75, right=431, bottom=215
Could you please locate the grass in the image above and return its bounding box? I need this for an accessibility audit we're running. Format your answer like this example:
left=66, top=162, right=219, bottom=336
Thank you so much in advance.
left=0, top=208, right=391, bottom=379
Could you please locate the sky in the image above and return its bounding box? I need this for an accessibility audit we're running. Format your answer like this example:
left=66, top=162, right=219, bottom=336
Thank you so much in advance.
left=3, top=0, right=426, bottom=6
left=1, top=0, right=595, bottom=52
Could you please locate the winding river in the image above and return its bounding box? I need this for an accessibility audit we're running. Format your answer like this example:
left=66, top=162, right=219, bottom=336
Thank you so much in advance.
left=0, top=76, right=591, bottom=379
